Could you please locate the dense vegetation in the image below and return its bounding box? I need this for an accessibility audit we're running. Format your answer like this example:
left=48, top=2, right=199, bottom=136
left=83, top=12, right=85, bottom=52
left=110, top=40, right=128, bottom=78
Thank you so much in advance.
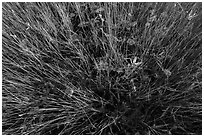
left=2, top=2, right=202, bottom=135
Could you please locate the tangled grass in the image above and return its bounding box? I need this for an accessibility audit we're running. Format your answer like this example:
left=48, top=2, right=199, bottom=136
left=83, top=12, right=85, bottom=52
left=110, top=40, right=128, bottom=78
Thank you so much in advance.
left=2, top=2, right=202, bottom=135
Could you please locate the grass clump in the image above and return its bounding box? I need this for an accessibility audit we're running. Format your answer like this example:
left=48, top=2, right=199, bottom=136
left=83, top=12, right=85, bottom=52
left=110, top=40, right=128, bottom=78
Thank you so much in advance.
left=2, top=2, right=202, bottom=135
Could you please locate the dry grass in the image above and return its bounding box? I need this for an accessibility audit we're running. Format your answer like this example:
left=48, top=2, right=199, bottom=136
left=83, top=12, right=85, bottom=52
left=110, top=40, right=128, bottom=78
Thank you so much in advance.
left=2, top=2, right=202, bottom=135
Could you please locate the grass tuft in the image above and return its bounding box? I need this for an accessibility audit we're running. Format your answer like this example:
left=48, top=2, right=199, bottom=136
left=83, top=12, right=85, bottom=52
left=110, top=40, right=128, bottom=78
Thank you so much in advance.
left=2, top=2, right=202, bottom=135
